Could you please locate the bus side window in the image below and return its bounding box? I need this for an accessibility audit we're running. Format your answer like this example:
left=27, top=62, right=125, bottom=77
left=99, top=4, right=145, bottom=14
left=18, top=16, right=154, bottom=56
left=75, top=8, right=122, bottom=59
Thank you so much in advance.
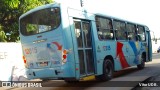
left=137, top=25, right=145, bottom=41
left=97, top=30, right=103, bottom=40
left=113, top=20, right=127, bottom=40
left=95, top=16, right=114, bottom=40
left=137, top=35, right=142, bottom=41
left=74, top=21, right=83, bottom=47
left=127, top=23, right=137, bottom=41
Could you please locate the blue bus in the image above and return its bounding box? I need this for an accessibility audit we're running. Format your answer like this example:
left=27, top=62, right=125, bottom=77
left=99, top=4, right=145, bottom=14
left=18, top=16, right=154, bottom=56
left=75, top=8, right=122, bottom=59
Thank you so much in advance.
left=19, top=2, right=152, bottom=82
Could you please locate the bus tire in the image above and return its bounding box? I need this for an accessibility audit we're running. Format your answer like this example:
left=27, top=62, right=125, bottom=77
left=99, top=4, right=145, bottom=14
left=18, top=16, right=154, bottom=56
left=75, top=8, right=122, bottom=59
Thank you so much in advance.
left=137, top=55, right=145, bottom=69
left=96, top=59, right=114, bottom=81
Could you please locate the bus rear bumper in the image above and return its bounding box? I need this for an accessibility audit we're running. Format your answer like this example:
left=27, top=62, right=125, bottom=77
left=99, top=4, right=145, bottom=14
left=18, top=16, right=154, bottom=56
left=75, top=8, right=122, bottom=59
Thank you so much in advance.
left=26, top=67, right=64, bottom=80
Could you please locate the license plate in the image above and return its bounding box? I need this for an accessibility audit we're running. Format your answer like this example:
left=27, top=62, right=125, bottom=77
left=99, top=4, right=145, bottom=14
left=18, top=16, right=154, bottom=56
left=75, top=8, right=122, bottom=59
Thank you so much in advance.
left=38, top=62, right=48, bottom=67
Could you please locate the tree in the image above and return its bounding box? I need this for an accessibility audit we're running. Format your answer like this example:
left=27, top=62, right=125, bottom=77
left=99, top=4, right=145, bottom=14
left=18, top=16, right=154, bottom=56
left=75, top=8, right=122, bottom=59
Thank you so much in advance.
left=0, top=26, right=7, bottom=42
left=0, top=0, right=53, bottom=42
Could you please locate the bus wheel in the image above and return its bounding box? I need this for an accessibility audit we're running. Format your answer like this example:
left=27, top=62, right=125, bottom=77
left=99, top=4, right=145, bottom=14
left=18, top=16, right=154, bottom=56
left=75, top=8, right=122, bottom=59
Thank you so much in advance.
left=96, top=59, right=114, bottom=81
left=137, top=55, right=145, bottom=69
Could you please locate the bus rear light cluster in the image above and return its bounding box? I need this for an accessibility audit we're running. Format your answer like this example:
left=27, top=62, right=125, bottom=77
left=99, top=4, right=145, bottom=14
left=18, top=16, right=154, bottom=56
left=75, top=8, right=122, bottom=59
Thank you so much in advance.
left=63, top=54, right=67, bottom=59
left=23, top=56, right=28, bottom=68
left=62, top=49, right=68, bottom=64
left=23, top=56, right=27, bottom=64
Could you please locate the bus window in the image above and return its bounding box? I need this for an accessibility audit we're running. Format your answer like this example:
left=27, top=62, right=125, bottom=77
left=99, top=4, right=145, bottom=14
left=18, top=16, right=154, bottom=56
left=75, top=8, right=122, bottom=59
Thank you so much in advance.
left=137, top=25, right=145, bottom=41
left=126, top=23, right=137, bottom=41
left=113, top=20, right=127, bottom=40
left=82, top=22, right=92, bottom=48
left=20, top=7, right=61, bottom=36
left=95, top=16, right=114, bottom=40
left=74, top=21, right=83, bottom=48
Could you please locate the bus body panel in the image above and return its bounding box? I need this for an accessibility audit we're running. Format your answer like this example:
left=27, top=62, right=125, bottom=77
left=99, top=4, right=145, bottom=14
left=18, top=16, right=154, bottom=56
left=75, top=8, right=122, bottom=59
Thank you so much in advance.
left=128, top=41, right=142, bottom=66
left=94, top=40, right=146, bottom=72
left=21, top=26, right=70, bottom=79
left=20, top=4, right=77, bottom=79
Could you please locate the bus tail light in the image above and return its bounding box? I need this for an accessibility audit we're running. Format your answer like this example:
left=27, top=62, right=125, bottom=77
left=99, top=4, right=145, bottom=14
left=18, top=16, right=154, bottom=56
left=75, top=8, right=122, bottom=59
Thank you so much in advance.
left=23, top=56, right=27, bottom=64
left=62, top=49, right=68, bottom=64
left=23, top=56, right=28, bottom=68
left=63, top=54, right=67, bottom=59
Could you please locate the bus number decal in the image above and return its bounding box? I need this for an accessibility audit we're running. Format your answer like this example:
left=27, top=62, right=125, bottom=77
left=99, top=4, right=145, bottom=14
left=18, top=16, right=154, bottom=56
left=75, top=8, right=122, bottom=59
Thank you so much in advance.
left=24, top=47, right=37, bottom=55
left=103, top=46, right=111, bottom=51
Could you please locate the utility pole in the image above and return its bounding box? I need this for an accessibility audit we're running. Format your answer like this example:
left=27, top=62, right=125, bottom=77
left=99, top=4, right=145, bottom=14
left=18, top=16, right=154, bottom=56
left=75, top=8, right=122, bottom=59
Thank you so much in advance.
left=80, top=0, right=85, bottom=7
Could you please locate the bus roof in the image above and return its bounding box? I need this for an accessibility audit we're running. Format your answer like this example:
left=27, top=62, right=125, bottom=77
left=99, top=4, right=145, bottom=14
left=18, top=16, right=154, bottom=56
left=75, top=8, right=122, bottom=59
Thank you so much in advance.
left=19, top=2, right=150, bottom=31
left=19, top=3, right=60, bottom=20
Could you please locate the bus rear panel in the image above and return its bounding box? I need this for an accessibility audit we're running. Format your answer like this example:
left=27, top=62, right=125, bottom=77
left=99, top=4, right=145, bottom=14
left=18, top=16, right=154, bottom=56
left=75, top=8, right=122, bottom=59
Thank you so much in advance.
left=19, top=4, right=75, bottom=80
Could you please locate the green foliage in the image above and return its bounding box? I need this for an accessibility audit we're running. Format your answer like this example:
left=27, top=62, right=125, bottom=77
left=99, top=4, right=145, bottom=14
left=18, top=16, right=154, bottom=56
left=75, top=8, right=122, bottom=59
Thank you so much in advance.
left=0, top=0, right=53, bottom=42
left=0, top=31, right=7, bottom=42
left=0, top=26, right=7, bottom=42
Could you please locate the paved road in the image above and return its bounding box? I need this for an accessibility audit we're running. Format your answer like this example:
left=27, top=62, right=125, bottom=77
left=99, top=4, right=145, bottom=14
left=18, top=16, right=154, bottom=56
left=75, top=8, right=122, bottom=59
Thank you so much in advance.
left=152, top=53, right=160, bottom=59
left=2, top=53, right=160, bottom=90
left=133, top=53, right=160, bottom=90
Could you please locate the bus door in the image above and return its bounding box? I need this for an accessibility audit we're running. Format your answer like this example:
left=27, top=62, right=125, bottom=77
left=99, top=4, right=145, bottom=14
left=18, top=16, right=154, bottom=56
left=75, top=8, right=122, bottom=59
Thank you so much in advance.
left=146, top=31, right=152, bottom=61
left=73, top=19, right=94, bottom=76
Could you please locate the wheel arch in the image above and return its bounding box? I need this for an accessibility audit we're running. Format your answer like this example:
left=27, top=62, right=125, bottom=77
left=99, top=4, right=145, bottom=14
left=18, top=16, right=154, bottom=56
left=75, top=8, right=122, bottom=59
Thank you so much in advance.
left=103, top=55, right=115, bottom=71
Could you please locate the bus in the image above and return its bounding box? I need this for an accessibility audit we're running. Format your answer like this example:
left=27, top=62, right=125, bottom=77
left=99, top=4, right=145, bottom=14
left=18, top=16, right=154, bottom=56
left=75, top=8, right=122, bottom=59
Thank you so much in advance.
left=19, top=2, right=152, bottom=82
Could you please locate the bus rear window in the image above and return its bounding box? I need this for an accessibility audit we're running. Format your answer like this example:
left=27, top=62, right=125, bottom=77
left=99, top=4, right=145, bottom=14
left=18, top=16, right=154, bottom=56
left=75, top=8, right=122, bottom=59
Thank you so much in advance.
left=20, top=7, right=61, bottom=36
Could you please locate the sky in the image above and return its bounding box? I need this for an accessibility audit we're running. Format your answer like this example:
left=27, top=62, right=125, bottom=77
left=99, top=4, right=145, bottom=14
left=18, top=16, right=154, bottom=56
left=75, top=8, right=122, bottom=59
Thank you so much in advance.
left=56, top=0, right=160, bottom=38
left=86, top=0, right=160, bottom=38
